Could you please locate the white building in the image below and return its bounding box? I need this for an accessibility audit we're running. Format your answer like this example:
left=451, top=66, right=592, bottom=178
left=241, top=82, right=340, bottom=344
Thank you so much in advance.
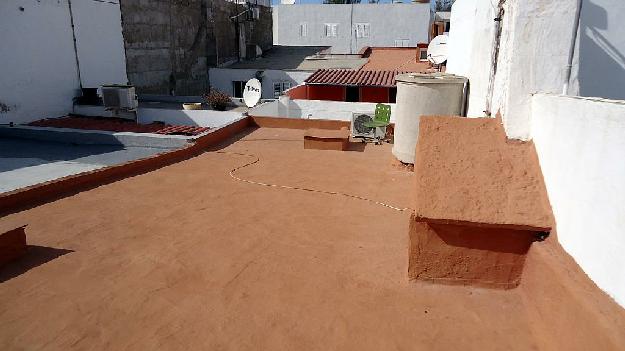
left=209, top=46, right=367, bottom=99
left=446, top=0, right=625, bottom=307
left=0, top=0, right=128, bottom=125
left=272, top=3, right=431, bottom=54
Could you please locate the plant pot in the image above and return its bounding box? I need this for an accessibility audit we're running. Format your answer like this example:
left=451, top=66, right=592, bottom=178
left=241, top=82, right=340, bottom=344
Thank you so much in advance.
left=183, top=103, right=202, bottom=110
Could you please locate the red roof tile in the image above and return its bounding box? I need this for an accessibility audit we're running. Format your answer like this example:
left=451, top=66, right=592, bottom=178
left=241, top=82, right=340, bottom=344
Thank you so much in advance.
left=361, top=47, right=433, bottom=72
left=304, top=69, right=409, bottom=88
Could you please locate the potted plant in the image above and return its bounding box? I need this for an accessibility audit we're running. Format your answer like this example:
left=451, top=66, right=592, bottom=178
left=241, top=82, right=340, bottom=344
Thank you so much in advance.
left=204, top=89, right=231, bottom=111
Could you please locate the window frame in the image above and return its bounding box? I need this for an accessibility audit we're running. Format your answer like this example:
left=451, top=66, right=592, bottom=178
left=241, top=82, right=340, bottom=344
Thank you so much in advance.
left=394, top=39, right=409, bottom=47
left=232, top=81, right=246, bottom=98
left=324, top=23, right=338, bottom=38
left=273, top=81, right=292, bottom=99
left=299, top=22, right=308, bottom=37
left=355, top=23, right=370, bottom=39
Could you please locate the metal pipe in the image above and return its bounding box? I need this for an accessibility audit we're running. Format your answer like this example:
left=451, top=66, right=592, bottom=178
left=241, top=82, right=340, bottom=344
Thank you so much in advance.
left=67, top=0, right=83, bottom=90
left=563, top=0, right=583, bottom=95
left=484, top=0, right=506, bottom=117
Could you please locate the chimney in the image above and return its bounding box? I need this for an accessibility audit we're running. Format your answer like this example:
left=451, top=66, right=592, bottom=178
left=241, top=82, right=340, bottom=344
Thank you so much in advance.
left=416, top=43, right=429, bottom=62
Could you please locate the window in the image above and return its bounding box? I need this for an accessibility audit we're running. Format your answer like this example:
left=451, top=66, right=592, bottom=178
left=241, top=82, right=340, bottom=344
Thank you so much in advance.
left=232, top=81, right=246, bottom=98
left=324, top=23, right=338, bottom=37
left=394, top=39, right=409, bottom=47
left=419, top=48, right=428, bottom=61
left=345, top=86, right=359, bottom=102
left=355, top=23, right=370, bottom=39
left=299, top=22, right=308, bottom=37
left=273, top=81, right=292, bottom=98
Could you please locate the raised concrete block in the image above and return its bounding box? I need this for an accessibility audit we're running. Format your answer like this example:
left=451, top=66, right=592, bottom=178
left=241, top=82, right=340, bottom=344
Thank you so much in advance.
left=0, top=226, right=27, bottom=267
left=409, top=216, right=536, bottom=289
left=409, top=116, right=553, bottom=288
left=304, top=128, right=350, bottom=151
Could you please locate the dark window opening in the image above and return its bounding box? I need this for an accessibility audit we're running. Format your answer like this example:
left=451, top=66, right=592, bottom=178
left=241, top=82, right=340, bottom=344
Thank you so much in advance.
left=389, top=88, right=397, bottom=103
left=232, top=81, right=246, bottom=98
left=346, top=86, right=359, bottom=102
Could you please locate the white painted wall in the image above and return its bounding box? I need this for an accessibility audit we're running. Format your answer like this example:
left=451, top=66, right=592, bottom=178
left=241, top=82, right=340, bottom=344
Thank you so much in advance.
left=531, top=93, right=625, bottom=307
left=446, top=0, right=495, bottom=117
left=447, top=0, right=625, bottom=139
left=71, top=0, right=128, bottom=88
left=250, top=98, right=396, bottom=122
left=209, top=68, right=312, bottom=99
left=569, top=0, right=625, bottom=101
left=0, top=0, right=128, bottom=125
left=490, top=0, right=578, bottom=140
left=0, top=0, right=80, bottom=124
left=73, top=105, right=243, bottom=129
left=272, top=4, right=431, bottom=54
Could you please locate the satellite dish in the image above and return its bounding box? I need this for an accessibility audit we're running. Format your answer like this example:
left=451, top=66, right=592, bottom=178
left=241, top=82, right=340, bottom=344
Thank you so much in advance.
left=427, top=35, right=448, bottom=65
left=243, top=78, right=262, bottom=108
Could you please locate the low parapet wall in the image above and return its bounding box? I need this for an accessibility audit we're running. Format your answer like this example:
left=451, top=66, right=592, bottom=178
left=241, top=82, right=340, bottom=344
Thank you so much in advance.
left=532, top=93, right=625, bottom=306
left=0, top=117, right=250, bottom=217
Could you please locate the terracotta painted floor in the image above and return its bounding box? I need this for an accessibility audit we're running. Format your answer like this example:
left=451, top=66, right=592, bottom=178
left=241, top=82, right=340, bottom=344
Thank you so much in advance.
left=1, top=128, right=624, bottom=350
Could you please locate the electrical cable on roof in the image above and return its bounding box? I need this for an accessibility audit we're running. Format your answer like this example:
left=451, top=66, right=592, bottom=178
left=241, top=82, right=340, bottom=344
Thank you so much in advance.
left=214, top=150, right=412, bottom=213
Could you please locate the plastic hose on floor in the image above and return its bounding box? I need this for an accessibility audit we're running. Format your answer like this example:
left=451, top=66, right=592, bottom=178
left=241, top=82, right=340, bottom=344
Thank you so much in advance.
left=214, top=149, right=412, bottom=213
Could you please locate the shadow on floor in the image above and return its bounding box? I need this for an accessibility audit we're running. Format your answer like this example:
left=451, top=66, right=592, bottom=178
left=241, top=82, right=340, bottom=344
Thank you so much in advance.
left=0, top=246, right=73, bottom=283
left=0, top=137, right=125, bottom=173
left=346, top=141, right=367, bottom=152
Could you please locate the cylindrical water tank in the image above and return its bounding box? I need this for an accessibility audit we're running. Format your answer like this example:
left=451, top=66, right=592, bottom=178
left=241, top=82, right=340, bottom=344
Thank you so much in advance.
left=392, top=73, right=468, bottom=164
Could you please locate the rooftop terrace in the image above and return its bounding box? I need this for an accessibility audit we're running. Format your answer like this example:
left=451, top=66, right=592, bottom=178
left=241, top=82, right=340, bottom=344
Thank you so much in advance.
left=1, top=125, right=624, bottom=349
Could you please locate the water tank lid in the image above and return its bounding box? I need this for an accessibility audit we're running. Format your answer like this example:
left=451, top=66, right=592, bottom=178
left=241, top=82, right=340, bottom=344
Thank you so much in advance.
left=395, top=73, right=467, bottom=85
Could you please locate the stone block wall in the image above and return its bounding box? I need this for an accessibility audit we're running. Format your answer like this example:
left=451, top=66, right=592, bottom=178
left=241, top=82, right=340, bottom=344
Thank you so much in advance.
left=120, top=0, right=272, bottom=95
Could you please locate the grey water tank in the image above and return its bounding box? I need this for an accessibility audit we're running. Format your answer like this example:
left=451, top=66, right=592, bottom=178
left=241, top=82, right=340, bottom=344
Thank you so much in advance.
left=392, top=73, right=468, bottom=164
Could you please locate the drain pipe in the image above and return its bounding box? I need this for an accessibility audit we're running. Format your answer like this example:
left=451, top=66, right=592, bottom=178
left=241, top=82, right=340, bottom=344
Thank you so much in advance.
left=484, top=0, right=506, bottom=117
left=563, top=0, right=583, bottom=95
left=67, top=0, right=83, bottom=90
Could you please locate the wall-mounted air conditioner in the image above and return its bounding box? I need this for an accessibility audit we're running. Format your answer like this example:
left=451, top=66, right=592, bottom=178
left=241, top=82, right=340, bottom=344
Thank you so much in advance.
left=101, top=85, right=138, bottom=111
left=351, top=112, right=385, bottom=140
left=101, top=85, right=138, bottom=120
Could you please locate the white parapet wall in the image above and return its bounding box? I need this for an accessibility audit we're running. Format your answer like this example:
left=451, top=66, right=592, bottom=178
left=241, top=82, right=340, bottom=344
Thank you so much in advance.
left=531, top=93, right=625, bottom=307
left=249, top=98, right=396, bottom=122
left=73, top=105, right=243, bottom=129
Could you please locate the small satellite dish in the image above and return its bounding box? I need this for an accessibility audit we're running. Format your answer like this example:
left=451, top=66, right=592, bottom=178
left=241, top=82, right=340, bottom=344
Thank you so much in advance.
left=427, top=35, right=448, bottom=65
left=243, top=78, right=262, bottom=108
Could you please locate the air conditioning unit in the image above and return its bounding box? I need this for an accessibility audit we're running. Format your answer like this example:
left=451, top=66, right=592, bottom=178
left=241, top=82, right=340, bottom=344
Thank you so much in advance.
left=101, top=85, right=138, bottom=111
left=351, top=112, right=385, bottom=140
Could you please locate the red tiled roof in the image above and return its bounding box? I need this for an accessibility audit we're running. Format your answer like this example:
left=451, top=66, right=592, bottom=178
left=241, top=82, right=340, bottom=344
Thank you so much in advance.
left=361, top=47, right=433, bottom=72
left=304, top=69, right=409, bottom=88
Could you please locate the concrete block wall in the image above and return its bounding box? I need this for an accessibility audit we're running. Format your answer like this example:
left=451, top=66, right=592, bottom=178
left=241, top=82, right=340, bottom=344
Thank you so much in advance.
left=120, top=0, right=273, bottom=96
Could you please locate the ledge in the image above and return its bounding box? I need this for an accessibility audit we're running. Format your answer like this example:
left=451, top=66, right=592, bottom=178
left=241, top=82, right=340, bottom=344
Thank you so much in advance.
left=413, top=116, right=553, bottom=231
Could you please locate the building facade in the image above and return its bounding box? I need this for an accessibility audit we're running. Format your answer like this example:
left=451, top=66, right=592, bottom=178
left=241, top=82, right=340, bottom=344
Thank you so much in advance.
left=272, top=3, right=431, bottom=54
left=120, top=0, right=273, bottom=95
